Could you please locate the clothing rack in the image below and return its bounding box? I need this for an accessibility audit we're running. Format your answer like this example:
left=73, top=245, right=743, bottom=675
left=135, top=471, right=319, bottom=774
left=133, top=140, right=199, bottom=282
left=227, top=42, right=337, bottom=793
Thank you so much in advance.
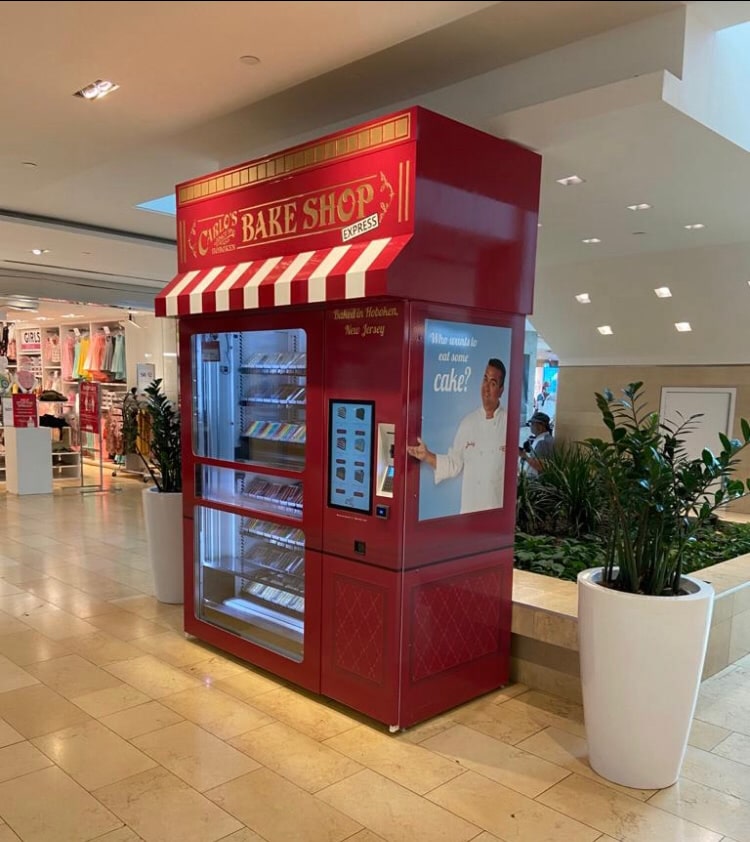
left=111, top=387, right=150, bottom=481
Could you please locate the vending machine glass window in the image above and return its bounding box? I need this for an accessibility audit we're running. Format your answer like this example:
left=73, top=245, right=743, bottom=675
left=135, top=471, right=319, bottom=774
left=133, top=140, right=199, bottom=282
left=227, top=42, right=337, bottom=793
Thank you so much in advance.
left=192, top=330, right=307, bottom=471
left=196, top=464, right=303, bottom=521
left=195, top=505, right=306, bottom=661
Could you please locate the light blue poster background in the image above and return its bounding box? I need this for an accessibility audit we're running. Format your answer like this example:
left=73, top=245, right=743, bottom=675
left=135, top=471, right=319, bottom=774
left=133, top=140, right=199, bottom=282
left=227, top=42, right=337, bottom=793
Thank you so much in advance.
left=417, top=319, right=512, bottom=520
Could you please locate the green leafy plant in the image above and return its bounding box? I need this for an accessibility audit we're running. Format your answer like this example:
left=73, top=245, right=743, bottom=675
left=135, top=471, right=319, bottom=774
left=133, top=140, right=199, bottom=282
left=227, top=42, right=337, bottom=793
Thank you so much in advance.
left=513, top=522, right=750, bottom=583
left=137, top=379, right=182, bottom=493
left=516, top=442, right=604, bottom=539
left=515, top=469, right=545, bottom=535
left=586, top=381, right=750, bottom=595
left=514, top=533, right=606, bottom=581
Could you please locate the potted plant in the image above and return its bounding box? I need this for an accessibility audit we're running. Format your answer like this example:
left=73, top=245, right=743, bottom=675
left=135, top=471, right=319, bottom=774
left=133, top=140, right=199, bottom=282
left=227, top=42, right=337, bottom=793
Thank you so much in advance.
left=138, top=379, right=184, bottom=604
left=579, top=382, right=750, bottom=789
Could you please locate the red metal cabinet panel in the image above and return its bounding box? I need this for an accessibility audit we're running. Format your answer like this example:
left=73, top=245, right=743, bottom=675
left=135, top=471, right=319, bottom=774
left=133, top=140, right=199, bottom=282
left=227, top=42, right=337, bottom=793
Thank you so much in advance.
left=320, top=553, right=402, bottom=726
left=321, top=548, right=513, bottom=729
left=399, top=548, right=513, bottom=728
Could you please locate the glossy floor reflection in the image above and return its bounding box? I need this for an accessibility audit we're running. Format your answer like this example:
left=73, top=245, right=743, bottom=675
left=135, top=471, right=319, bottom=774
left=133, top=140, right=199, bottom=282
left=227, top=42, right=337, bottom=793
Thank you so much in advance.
left=0, top=483, right=746, bottom=842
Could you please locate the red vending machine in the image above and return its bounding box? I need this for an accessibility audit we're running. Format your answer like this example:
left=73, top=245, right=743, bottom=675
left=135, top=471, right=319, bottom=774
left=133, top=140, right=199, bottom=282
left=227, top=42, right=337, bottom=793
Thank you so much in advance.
left=157, top=107, right=541, bottom=728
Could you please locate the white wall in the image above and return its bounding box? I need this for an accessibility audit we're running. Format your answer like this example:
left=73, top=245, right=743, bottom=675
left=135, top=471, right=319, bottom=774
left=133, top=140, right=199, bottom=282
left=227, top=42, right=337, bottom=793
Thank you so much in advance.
left=124, top=315, right=179, bottom=401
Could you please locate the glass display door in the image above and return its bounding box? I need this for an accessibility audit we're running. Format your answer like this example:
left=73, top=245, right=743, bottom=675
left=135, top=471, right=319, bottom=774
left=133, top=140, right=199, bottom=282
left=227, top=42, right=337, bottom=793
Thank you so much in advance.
left=189, top=325, right=315, bottom=666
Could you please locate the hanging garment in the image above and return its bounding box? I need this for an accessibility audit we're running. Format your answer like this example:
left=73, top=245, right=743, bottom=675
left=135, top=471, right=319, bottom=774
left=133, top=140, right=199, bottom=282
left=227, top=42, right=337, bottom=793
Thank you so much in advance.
left=62, top=334, right=75, bottom=381
left=102, top=334, right=115, bottom=372
left=111, top=334, right=126, bottom=381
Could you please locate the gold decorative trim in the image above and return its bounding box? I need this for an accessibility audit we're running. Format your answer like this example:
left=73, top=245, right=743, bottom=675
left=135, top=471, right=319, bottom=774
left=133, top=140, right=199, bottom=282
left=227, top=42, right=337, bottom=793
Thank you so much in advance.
left=178, top=112, right=413, bottom=207
left=404, top=160, right=410, bottom=222
left=400, top=163, right=404, bottom=222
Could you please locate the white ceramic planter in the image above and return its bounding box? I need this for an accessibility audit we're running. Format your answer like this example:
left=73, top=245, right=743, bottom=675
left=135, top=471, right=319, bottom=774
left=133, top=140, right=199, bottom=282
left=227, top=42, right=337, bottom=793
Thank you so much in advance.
left=578, top=567, right=714, bottom=789
left=142, top=487, right=184, bottom=604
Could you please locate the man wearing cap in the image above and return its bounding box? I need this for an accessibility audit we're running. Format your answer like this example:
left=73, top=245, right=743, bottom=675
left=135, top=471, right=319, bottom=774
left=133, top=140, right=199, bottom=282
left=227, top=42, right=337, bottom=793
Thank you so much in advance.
left=520, top=411, right=554, bottom=478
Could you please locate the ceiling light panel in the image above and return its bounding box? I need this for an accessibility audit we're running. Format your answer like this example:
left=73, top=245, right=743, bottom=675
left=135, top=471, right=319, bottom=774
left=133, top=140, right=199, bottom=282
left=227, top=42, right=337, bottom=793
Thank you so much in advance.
left=575, top=293, right=591, bottom=304
left=675, top=322, right=692, bottom=332
left=556, top=175, right=585, bottom=186
left=654, top=287, right=672, bottom=298
left=684, top=223, right=705, bottom=230
left=597, top=325, right=613, bottom=335
left=73, top=79, right=120, bottom=100
left=582, top=238, right=601, bottom=244
left=627, top=203, right=652, bottom=211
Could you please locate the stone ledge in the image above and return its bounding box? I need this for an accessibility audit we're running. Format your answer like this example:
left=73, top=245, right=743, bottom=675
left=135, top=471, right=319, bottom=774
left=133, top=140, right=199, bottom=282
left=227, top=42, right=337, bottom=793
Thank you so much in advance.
left=510, top=556, right=750, bottom=702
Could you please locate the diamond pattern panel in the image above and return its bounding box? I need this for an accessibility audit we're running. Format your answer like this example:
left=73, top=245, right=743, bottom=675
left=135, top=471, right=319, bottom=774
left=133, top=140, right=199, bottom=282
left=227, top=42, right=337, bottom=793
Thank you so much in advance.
left=410, top=568, right=503, bottom=682
left=332, top=576, right=385, bottom=684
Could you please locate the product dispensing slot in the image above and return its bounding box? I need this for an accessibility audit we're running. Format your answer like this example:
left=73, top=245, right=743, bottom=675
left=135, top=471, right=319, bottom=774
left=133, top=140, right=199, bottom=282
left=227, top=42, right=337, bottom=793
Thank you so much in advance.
left=376, top=422, right=395, bottom=499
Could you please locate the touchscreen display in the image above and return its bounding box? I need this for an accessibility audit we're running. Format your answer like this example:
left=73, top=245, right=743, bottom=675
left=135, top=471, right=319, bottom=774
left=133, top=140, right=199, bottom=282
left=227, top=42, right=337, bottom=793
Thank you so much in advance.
left=328, top=400, right=374, bottom=514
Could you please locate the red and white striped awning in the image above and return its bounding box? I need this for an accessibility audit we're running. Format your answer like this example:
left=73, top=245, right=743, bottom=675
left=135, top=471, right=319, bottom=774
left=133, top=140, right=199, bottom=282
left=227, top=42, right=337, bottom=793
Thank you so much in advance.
left=156, top=235, right=411, bottom=317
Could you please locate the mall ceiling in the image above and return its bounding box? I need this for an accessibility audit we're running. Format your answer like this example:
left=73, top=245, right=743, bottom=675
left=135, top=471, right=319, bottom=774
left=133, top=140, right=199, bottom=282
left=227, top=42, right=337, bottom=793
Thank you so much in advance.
left=3, top=0, right=750, bottom=364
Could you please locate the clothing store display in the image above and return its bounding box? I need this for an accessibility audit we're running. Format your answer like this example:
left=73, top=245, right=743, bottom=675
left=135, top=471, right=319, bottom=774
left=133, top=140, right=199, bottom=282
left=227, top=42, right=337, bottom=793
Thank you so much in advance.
left=39, top=414, right=69, bottom=429
left=0, top=319, right=139, bottom=484
left=39, top=390, right=66, bottom=402
left=46, top=334, right=61, bottom=364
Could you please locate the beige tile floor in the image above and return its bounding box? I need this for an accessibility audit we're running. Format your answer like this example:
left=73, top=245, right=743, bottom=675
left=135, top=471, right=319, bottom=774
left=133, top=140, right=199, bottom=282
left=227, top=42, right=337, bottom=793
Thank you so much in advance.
left=0, top=483, right=746, bottom=842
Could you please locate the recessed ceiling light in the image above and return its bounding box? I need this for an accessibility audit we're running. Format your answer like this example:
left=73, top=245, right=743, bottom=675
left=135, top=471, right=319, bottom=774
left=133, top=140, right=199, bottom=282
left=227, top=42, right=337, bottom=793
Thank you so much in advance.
left=30, top=248, right=49, bottom=256
left=62, top=313, right=83, bottom=318
left=627, top=203, right=652, bottom=211
left=21, top=161, right=37, bottom=168
left=582, top=237, right=601, bottom=244
left=556, top=175, right=585, bottom=186
left=675, top=321, right=692, bottom=332
left=684, top=223, right=705, bottom=230
left=239, top=55, right=261, bottom=66
left=597, top=325, right=613, bottom=335
left=73, top=79, right=120, bottom=100
left=654, top=287, right=672, bottom=298
left=537, top=222, right=542, bottom=228
left=575, top=293, right=591, bottom=304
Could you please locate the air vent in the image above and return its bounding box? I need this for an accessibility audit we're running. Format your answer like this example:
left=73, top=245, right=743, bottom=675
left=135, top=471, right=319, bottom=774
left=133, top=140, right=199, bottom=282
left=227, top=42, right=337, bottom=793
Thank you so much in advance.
left=0, top=295, right=38, bottom=311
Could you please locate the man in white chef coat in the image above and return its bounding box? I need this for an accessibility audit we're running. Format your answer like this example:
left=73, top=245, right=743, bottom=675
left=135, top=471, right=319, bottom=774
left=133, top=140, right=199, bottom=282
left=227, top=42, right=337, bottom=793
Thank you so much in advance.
left=407, top=358, right=507, bottom=514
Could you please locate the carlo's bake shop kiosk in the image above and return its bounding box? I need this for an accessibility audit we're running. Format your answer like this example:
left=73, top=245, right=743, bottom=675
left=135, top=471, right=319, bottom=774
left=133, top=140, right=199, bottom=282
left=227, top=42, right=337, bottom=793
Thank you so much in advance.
left=157, top=107, right=541, bottom=728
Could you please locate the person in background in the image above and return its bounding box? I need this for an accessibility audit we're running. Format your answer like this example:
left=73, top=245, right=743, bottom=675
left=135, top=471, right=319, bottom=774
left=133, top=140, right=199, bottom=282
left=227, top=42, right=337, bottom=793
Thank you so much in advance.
left=519, top=410, right=554, bottom=478
left=535, top=381, right=550, bottom=410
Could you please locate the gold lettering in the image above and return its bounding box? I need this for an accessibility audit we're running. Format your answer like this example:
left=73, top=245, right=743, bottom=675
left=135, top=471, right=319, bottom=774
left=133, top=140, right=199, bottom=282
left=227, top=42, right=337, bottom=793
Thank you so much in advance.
left=337, top=188, right=355, bottom=223
left=355, top=184, right=374, bottom=218
left=241, top=212, right=255, bottom=243
left=302, top=197, right=318, bottom=230
left=198, top=230, right=210, bottom=256
left=236, top=180, right=376, bottom=241
left=255, top=209, right=269, bottom=240
left=268, top=204, right=283, bottom=237
left=284, top=202, right=297, bottom=234
left=319, top=192, right=336, bottom=227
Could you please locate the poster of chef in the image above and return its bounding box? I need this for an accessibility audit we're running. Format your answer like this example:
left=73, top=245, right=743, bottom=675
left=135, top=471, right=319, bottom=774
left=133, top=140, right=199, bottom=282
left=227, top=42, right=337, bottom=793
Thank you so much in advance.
left=408, top=318, right=512, bottom=521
